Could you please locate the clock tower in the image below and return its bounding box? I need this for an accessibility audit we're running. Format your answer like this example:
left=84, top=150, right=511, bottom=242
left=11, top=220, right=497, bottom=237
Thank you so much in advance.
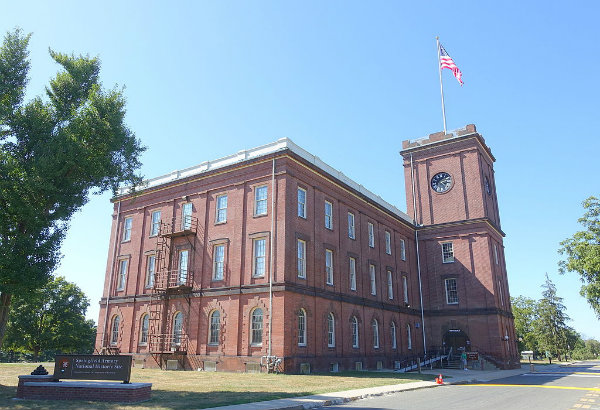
left=401, top=124, right=519, bottom=369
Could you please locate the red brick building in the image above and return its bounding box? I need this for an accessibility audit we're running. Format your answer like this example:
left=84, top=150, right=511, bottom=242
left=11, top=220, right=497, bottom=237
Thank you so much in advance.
left=95, top=124, right=519, bottom=372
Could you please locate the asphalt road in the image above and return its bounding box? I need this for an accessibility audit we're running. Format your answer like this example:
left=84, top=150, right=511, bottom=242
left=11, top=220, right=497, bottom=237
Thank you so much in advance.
left=326, top=361, right=600, bottom=410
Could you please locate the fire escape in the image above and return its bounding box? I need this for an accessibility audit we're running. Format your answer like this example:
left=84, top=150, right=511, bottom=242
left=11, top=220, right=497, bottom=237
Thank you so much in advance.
left=148, top=213, right=198, bottom=368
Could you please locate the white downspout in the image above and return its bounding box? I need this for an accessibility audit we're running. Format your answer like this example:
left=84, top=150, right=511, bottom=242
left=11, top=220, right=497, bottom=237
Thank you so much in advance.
left=268, top=158, right=275, bottom=358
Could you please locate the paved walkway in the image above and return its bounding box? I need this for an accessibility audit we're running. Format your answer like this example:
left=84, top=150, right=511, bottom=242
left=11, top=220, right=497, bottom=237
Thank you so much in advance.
left=201, top=365, right=535, bottom=410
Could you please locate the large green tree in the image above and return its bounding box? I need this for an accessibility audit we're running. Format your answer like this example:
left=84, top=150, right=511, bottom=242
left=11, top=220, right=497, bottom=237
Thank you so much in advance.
left=511, top=296, right=539, bottom=353
left=0, top=29, right=144, bottom=346
left=559, top=196, right=600, bottom=319
left=4, top=276, right=96, bottom=360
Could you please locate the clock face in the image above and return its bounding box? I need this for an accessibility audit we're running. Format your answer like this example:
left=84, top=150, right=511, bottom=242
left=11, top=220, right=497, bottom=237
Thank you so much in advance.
left=431, top=172, right=452, bottom=193
left=484, top=176, right=492, bottom=195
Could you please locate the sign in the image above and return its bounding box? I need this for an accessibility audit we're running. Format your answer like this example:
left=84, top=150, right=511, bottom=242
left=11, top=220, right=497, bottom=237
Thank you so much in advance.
left=466, top=352, right=479, bottom=361
left=53, top=355, right=132, bottom=383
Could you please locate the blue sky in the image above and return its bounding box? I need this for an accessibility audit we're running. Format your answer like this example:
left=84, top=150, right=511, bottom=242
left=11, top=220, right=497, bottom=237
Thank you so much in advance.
left=3, top=1, right=599, bottom=340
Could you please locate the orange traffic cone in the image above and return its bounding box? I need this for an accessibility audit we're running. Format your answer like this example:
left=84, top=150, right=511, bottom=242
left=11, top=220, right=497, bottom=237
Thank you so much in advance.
left=435, top=374, right=444, bottom=384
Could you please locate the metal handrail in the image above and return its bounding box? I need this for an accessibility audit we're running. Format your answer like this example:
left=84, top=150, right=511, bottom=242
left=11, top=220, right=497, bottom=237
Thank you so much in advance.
left=153, top=269, right=194, bottom=289
left=148, top=334, right=189, bottom=353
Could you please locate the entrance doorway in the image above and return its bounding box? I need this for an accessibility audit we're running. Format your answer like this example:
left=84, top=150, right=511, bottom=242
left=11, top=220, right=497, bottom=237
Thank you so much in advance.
left=443, top=330, right=470, bottom=352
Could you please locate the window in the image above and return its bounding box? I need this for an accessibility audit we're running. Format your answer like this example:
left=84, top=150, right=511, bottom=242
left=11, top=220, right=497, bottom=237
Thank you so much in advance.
left=145, top=255, right=156, bottom=288
left=369, top=264, right=376, bottom=295
left=368, top=222, right=375, bottom=247
left=372, top=319, right=379, bottom=348
left=209, top=310, right=220, bottom=345
left=387, top=270, right=393, bottom=300
left=213, top=244, right=225, bottom=280
left=391, top=322, right=397, bottom=349
left=498, top=280, right=504, bottom=307
left=216, top=195, right=228, bottom=223
left=445, top=278, right=459, bottom=304
left=298, top=309, right=307, bottom=346
left=349, top=257, right=357, bottom=291
left=110, top=315, right=120, bottom=345
left=178, top=250, right=189, bottom=285
left=348, top=212, right=355, bottom=239
left=182, top=202, right=192, bottom=230
left=254, top=186, right=268, bottom=216
left=297, top=239, right=306, bottom=279
left=385, top=231, right=391, bottom=254
left=253, top=238, right=266, bottom=277
left=407, top=324, right=412, bottom=350
left=173, top=312, right=183, bottom=345
left=122, top=217, right=132, bottom=241
left=402, top=276, right=409, bottom=304
left=325, top=201, right=333, bottom=229
left=327, top=313, right=335, bottom=347
left=400, top=239, right=406, bottom=261
left=251, top=308, right=263, bottom=345
left=140, top=314, right=149, bottom=345
left=325, top=249, right=334, bottom=285
left=117, top=259, right=128, bottom=290
left=150, top=211, right=161, bottom=236
left=351, top=316, right=359, bottom=348
left=297, top=188, right=306, bottom=218
left=494, top=243, right=499, bottom=265
left=442, top=242, right=454, bottom=263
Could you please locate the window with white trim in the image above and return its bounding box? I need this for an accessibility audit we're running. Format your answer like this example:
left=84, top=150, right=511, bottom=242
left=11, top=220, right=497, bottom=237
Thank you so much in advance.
left=349, top=257, right=357, bottom=291
left=368, top=222, right=375, bottom=247
left=173, top=312, right=183, bottom=345
left=351, top=316, right=359, bottom=348
left=178, top=250, right=189, bottom=285
left=297, top=239, right=306, bottom=279
left=251, top=308, right=263, bottom=345
left=348, top=212, right=355, bottom=239
left=387, top=270, right=393, bottom=300
left=150, top=211, right=161, bottom=236
left=213, top=244, right=225, bottom=280
left=385, top=231, right=391, bottom=254
left=498, top=280, right=504, bottom=307
left=372, top=319, right=380, bottom=348
left=111, top=315, right=120, bottom=345
left=253, top=238, right=266, bottom=277
left=369, top=264, right=376, bottom=295
left=442, top=242, right=454, bottom=263
left=209, top=310, right=220, bottom=345
left=407, top=324, right=412, bottom=350
left=122, top=217, right=132, bottom=241
left=494, top=243, right=499, bottom=265
left=391, top=322, right=397, bottom=349
left=182, top=202, right=192, bottom=230
left=327, top=313, right=335, bottom=347
left=325, top=249, right=334, bottom=285
left=297, top=188, right=306, bottom=218
left=140, top=314, right=149, bottom=345
left=216, top=195, right=228, bottom=223
left=254, top=186, right=268, bottom=216
left=117, top=259, right=128, bottom=290
left=400, top=239, right=406, bottom=261
left=445, top=278, right=459, bottom=304
left=145, top=255, right=155, bottom=288
left=298, top=309, right=307, bottom=346
left=325, top=201, right=333, bottom=229
left=402, top=276, right=409, bottom=304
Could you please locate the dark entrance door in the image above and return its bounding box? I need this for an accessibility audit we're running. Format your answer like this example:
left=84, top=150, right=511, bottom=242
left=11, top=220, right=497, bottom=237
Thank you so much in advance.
left=443, top=330, right=470, bottom=352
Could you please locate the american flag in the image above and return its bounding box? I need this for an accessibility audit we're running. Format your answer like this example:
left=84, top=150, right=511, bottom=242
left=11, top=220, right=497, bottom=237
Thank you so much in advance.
left=439, top=44, right=463, bottom=86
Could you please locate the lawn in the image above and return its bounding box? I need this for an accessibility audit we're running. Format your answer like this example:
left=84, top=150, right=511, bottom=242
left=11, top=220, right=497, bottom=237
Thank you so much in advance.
left=0, top=362, right=432, bottom=409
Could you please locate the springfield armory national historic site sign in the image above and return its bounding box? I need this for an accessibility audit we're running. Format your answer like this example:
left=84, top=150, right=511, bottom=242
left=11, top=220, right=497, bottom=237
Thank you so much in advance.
left=54, top=355, right=132, bottom=383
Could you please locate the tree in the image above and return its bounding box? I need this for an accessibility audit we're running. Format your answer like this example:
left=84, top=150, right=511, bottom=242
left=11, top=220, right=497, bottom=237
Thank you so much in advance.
left=0, top=28, right=144, bottom=346
left=3, top=276, right=96, bottom=360
left=559, top=196, right=600, bottom=319
left=533, top=274, right=573, bottom=361
left=511, top=296, right=539, bottom=353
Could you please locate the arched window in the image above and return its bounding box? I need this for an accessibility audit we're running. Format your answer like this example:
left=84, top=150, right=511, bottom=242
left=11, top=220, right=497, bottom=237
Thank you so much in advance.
left=351, top=316, right=359, bottom=348
left=251, top=308, right=263, bottom=345
left=298, top=309, right=307, bottom=346
left=173, top=312, right=183, bottom=346
left=140, top=314, right=149, bottom=345
left=209, top=310, right=220, bottom=345
left=327, top=313, right=335, bottom=348
left=110, top=315, right=120, bottom=345
left=372, top=319, right=380, bottom=348
left=391, top=322, right=397, bottom=350
left=407, top=324, right=412, bottom=350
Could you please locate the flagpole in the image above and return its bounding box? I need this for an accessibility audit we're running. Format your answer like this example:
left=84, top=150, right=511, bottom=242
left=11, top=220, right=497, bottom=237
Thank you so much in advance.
left=436, top=36, right=447, bottom=134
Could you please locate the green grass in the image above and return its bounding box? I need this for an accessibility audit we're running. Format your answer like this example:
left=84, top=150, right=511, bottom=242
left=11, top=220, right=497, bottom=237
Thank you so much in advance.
left=0, top=362, right=432, bottom=409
